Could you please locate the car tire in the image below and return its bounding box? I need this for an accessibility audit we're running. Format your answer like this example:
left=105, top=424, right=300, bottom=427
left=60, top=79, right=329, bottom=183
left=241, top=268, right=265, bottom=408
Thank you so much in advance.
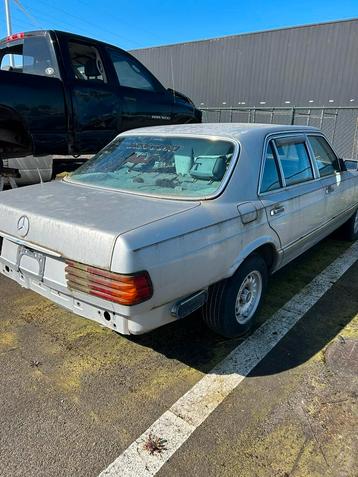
left=202, top=254, right=268, bottom=338
left=342, top=208, right=358, bottom=241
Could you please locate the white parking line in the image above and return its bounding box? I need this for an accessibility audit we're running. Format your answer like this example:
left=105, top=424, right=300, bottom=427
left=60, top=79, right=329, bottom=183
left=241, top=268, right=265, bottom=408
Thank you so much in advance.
left=99, top=241, right=358, bottom=477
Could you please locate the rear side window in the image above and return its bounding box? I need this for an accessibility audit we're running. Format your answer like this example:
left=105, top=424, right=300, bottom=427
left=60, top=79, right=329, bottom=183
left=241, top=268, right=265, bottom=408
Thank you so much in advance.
left=108, top=49, right=156, bottom=91
left=275, top=137, right=314, bottom=186
left=308, top=135, right=340, bottom=177
left=260, top=142, right=282, bottom=193
left=69, top=42, right=107, bottom=82
left=0, top=34, right=59, bottom=78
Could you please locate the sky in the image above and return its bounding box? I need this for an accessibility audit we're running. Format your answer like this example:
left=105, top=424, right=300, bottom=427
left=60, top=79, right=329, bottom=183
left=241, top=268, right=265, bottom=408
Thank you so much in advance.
left=0, top=0, right=357, bottom=50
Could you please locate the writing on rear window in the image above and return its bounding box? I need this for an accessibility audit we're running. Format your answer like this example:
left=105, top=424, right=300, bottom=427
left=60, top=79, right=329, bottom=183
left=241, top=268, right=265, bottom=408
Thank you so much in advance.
left=125, top=143, right=180, bottom=152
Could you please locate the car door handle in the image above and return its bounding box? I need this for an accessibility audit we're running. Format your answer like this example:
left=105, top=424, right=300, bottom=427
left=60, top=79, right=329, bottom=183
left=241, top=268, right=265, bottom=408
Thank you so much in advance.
left=325, top=185, right=335, bottom=194
left=270, top=206, right=285, bottom=216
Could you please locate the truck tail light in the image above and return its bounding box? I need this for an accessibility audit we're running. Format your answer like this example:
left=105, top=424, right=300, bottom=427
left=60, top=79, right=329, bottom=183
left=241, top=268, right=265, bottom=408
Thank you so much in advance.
left=65, top=261, right=153, bottom=306
left=6, top=32, right=25, bottom=42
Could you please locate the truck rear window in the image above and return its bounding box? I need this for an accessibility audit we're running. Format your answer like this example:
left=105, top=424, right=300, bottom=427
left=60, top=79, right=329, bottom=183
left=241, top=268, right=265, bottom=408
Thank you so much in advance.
left=0, top=33, right=59, bottom=78
left=68, top=135, right=236, bottom=199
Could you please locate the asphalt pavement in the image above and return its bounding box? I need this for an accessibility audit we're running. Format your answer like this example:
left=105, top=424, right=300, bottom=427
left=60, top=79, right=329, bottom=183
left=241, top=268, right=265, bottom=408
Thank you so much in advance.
left=0, top=236, right=357, bottom=477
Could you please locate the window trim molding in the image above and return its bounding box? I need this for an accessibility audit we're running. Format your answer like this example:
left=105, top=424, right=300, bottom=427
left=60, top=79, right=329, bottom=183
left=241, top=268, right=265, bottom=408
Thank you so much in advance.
left=66, top=133, right=240, bottom=202
left=276, top=137, right=316, bottom=187
left=306, top=133, right=341, bottom=178
left=271, top=140, right=286, bottom=188
left=258, top=131, right=320, bottom=197
left=259, top=140, right=284, bottom=194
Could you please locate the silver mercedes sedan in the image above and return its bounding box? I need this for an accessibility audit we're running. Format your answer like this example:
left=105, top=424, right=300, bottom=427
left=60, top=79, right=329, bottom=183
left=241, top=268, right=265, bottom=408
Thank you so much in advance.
left=0, top=124, right=357, bottom=337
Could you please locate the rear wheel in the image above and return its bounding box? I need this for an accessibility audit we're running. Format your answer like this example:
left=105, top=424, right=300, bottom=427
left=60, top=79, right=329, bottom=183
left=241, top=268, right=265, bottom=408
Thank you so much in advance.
left=342, top=208, right=358, bottom=241
left=202, top=254, right=268, bottom=338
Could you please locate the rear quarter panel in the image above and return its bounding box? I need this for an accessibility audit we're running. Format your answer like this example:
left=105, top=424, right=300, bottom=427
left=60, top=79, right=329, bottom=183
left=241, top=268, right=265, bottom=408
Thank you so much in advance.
left=111, top=201, right=280, bottom=312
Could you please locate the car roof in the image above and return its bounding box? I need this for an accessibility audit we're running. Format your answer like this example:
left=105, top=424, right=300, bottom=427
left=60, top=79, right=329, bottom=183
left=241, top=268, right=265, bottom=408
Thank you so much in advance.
left=0, top=30, right=122, bottom=51
left=123, top=123, right=320, bottom=142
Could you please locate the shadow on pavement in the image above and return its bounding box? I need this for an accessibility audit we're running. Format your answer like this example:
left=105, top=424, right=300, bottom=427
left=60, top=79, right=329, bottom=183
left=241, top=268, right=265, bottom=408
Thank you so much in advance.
left=131, top=236, right=357, bottom=375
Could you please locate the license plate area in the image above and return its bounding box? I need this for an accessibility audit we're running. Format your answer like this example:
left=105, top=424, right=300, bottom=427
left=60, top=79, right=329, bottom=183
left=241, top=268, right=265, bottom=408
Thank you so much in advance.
left=16, top=245, right=46, bottom=281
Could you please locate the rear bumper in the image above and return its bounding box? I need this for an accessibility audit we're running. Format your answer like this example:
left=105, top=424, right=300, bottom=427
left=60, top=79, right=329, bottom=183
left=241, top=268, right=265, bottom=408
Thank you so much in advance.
left=0, top=236, right=184, bottom=335
left=0, top=259, right=130, bottom=334
left=0, top=250, right=178, bottom=335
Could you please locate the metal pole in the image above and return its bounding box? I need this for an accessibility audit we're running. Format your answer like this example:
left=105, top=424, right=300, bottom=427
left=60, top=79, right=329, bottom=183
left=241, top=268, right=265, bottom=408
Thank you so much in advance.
left=331, top=109, right=338, bottom=146
left=291, top=107, right=295, bottom=125
left=4, top=0, right=14, bottom=67
left=319, top=109, right=324, bottom=129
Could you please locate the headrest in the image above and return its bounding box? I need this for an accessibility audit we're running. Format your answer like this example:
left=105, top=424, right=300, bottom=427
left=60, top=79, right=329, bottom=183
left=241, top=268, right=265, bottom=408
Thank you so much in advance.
left=85, top=58, right=100, bottom=78
left=190, top=155, right=227, bottom=181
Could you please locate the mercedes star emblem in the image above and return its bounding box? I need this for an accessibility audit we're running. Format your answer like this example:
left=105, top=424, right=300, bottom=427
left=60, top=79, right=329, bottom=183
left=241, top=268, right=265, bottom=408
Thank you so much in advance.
left=17, top=215, right=30, bottom=237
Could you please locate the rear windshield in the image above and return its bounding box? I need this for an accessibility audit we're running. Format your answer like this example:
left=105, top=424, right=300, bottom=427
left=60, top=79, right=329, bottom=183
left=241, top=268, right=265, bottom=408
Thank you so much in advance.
left=0, top=33, right=59, bottom=78
left=68, top=135, right=236, bottom=199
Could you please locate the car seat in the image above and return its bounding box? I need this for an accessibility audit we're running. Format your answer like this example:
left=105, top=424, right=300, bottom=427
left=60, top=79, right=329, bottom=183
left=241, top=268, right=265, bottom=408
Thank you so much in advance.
left=84, top=58, right=101, bottom=80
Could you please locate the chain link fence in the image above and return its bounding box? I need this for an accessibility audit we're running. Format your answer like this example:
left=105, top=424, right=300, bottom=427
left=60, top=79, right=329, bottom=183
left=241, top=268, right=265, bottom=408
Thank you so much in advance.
left=201, top=107, right=358, bottom=160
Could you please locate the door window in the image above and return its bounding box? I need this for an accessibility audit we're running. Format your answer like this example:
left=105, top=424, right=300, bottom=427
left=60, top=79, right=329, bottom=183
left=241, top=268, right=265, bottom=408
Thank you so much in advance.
left=68, top=42, right=107, bottom=82
left=275, top=137, right=314, bottom=186
left=260, top=141, right=282, bottom=193
left=308, top=135, right=340, bottom=177
left=108, top=49, right=156, bottom=91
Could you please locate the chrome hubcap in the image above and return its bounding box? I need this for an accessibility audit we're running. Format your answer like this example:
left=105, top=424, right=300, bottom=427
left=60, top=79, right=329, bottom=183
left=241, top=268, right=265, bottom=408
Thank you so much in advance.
left=235, top=271, right=262, bottom=325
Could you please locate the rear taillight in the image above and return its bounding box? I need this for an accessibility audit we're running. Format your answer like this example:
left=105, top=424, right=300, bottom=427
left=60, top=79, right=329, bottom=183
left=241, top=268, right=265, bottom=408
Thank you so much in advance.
left=65, top=261, right=153, bottom=306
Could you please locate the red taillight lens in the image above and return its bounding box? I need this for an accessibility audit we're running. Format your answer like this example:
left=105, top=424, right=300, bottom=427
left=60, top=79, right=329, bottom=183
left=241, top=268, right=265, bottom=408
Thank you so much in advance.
left=6, top=32, right=25, bottom=42
left=65, top=261, right=153, bottom=306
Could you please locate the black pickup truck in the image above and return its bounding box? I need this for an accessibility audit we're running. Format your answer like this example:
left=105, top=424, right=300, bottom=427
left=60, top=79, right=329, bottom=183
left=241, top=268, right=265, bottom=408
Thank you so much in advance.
left=0, top=30, right=201, bottom=159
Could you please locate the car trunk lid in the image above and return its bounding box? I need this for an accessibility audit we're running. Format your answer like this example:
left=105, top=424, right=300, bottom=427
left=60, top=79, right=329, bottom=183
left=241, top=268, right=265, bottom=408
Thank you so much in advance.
left=0, top=180, right=199, bottom=269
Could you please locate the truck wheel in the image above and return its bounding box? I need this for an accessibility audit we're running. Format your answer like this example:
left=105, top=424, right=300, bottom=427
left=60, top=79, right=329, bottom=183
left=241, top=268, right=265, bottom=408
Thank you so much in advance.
left=342, top=208, right=358, bottom=241
left=202, top=254, right=268, bottom=338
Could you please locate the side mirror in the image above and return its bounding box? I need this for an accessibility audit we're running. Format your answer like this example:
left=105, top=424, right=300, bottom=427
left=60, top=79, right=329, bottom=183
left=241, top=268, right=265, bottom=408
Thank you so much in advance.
left=338, top=158, right=347, bottom=172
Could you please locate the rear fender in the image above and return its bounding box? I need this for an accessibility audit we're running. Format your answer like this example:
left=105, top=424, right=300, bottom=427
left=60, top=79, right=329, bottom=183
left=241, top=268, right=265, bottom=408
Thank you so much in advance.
left=228, top=236, right=282, bottom=277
